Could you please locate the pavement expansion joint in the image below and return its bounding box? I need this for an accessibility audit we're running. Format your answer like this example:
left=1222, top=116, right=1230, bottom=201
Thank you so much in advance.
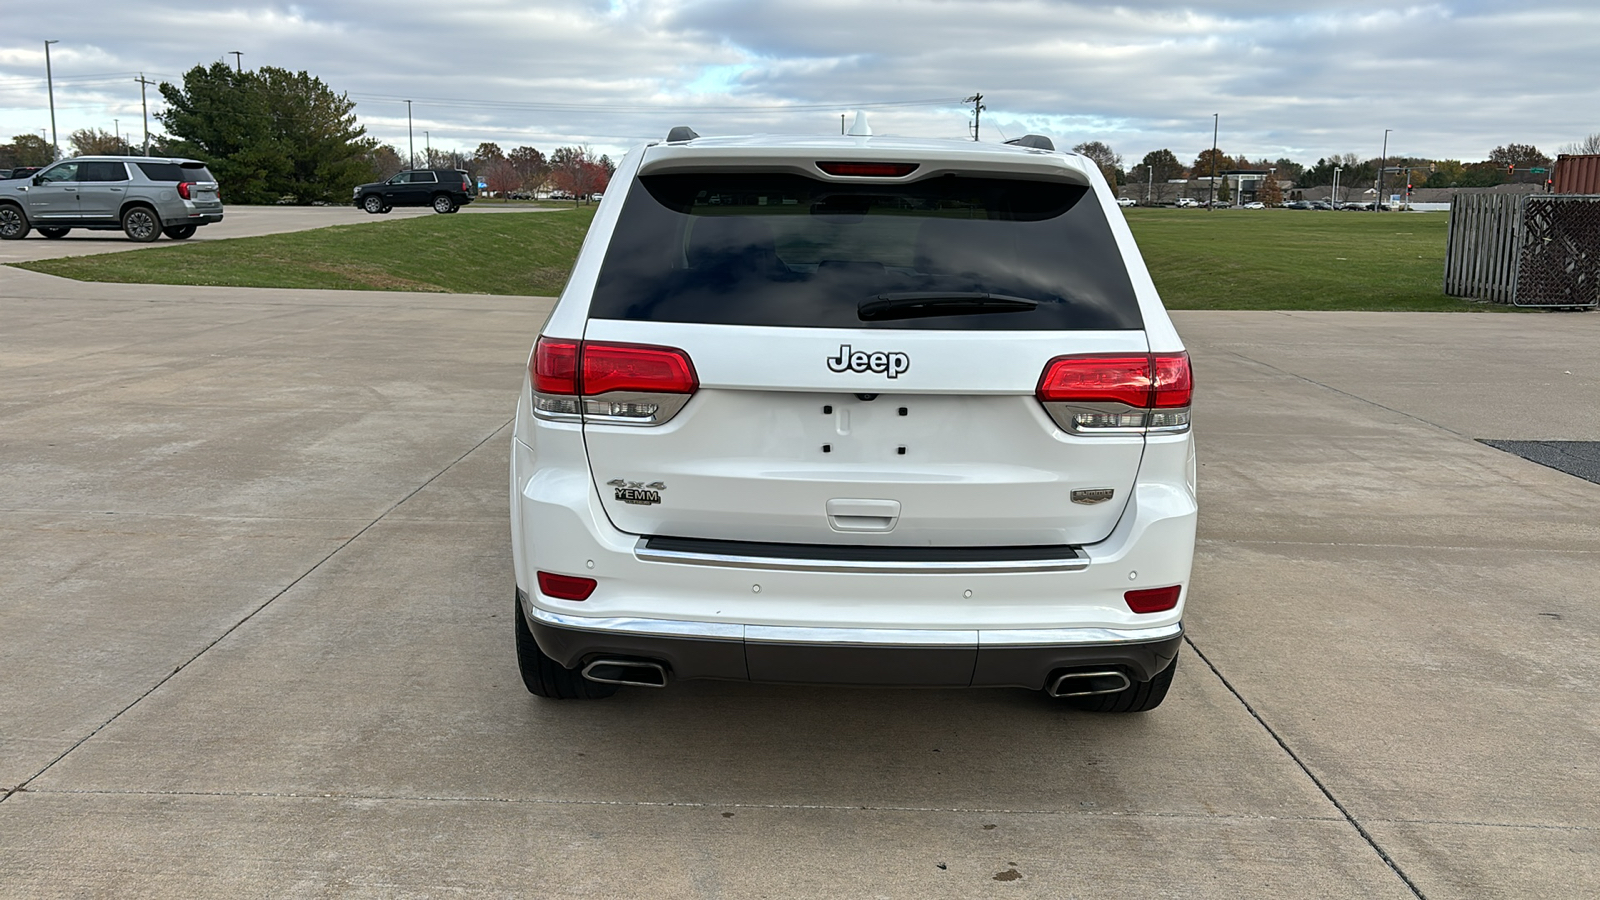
left=1183, top=635, right=1431, bottom=900
left=1197, top=537, right=1600, bottom=555
left=0, top=418, right=514, bottom=801
left=17, top=788, right=1346, bottom=823
left=1219, top=347, right=1471, bottom=441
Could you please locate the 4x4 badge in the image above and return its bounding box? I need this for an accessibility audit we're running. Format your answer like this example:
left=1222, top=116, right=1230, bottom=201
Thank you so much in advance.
left=827, top=344, right=910, bottom=379
left=607, top=478, right=665, bottom=505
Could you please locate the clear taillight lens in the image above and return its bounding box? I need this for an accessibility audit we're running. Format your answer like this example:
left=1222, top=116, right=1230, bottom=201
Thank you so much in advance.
left=1036, top=352, right=1191, bottom=434
left=530, top=338, right=697, bottom=425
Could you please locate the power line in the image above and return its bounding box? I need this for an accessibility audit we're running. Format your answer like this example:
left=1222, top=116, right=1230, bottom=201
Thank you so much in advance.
left=348, top=93, right=966, bottom=115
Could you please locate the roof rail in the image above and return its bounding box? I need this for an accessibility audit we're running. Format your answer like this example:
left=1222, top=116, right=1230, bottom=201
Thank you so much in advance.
left=1005, top=134, right=1055, bottom=151
left=666, top=126, right=700, bottom=143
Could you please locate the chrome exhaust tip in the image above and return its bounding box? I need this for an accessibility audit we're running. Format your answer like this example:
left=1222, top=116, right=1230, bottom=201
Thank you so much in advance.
left=582, top=658, right=668, bottom=688
left=1047, top=670, right=1131, bottom=698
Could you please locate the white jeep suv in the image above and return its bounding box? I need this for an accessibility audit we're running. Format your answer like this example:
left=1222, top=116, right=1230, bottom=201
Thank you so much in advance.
left=510, top=124, right=1196, bottom=711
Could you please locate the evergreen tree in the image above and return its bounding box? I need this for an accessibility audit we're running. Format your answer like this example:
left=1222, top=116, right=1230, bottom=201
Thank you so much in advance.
left=158, top=62, right=374, bottom=204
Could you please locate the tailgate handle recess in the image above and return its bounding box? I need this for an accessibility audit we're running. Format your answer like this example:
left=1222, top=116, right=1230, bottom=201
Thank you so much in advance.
left=826, top=498, right=900, bottom=533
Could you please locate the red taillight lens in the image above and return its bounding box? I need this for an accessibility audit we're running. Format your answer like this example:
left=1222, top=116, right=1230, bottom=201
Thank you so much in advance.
left=581, top=342, right=698, bottom=395
left=1125, top=585, right=1182, bottom=613
left=1037, top=355, right=1152, bottom=407
left=533, top=337, right=580, bottom=394
left=177, top=182, right=193, bottom=200
left=537, top=571, right=596, bottom=601
left=1152, top=352, right=1192, bottom=408
left=816, top=161, right=920, bottom=177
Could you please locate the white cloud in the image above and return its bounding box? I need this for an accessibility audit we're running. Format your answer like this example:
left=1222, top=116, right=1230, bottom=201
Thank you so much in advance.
left=1, top=1, right=1596, bottom=165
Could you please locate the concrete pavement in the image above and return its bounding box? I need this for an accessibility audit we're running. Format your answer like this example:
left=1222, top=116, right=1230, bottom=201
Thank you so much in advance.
left=0, top=265, right=1595, bottom=897
left=0, top=202, right=561, bottom=264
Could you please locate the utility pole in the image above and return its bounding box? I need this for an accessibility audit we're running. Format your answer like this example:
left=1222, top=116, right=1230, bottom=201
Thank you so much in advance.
left=229, top=51, right=242, bottom=73
left=840, top=113, right=845, bottom=135
left=135, top=74, right=156, bottom=156
left=963, top=93, right=984, bottom=141
left=1147, top=165, right=1153, bottom=205
left=114, top=118, right=119, bottom=153
left=424, top=130, right=430, bottom=166
left=1208, top=113, right=1219, bottom=210
left=405, top=100, right=414, bottom=168
left=44, top=41, right=59, bottom=159
left=1376, top=129, right=1390, bottom=212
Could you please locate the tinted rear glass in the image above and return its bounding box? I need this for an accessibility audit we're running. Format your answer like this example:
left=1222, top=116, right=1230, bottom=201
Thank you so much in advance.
left=589, top=171, right=1142, bottom=330
left=77, top=161, right=128, bottom=182
left=136, top=162, right=216, bottom=183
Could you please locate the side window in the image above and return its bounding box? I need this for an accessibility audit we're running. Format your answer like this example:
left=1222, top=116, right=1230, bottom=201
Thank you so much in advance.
left=417, top=171, right=439, bottom=183
left=388, top=173, right=410, bottom=185
left=78, top=162, right=129, bottom=183
left=38, top=163, right=79, bottom=183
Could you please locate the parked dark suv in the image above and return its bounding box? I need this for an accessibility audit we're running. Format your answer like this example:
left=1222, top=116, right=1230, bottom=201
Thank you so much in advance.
left=352, top=169, right=475, bottom=215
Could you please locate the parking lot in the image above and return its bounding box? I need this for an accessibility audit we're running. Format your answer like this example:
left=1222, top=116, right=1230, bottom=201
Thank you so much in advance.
left=0, top=262, right=1596, bottom=897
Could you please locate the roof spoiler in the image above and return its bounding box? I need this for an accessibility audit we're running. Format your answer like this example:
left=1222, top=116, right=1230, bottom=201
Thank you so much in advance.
left=666, top=126, right=700, bottom=143
left=1005, top=134, right=1055, bottom=151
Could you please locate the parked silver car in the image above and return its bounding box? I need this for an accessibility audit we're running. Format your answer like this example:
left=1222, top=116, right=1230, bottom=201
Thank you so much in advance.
left=0, top=156, right=223, bottom=242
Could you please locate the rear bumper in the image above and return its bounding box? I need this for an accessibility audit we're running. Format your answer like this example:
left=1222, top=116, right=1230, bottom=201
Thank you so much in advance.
left=521, top=590, right=1182, bottom=689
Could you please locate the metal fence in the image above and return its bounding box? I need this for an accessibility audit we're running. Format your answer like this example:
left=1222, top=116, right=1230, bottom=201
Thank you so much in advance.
left=1444, top=194, right=1600, bottom=308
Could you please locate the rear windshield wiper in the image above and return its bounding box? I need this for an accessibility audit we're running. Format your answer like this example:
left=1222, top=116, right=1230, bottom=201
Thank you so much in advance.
left=858, top=292, right=1039, bottom=321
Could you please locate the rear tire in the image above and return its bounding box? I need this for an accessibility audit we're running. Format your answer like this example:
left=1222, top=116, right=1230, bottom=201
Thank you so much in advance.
left=38, top=226, right=71, bottom=239
left=162, top=225, right=197, bottom=240
left=514, top=593, right=618, bottom=700
left=362, top=194, right=384, bottom=214
left=122, top=206, right=160, bottom=243
left=431, top=193, right=456, bottom=214
left=1059, top=654, right=1178, bottom=713
left=0, top=204, right=28, bottom=240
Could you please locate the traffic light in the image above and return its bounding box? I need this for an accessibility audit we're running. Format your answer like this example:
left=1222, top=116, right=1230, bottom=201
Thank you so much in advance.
left=1507, top=164, right=1515, bottom=175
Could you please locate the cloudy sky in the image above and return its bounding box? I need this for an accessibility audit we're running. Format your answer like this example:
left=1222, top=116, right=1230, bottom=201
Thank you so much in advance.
left=1, top=1, right=1595, bottom=168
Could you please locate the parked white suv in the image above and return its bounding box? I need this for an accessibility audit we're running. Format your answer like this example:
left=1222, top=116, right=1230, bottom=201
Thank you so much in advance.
left=510, top=123, right=1196, bottom=711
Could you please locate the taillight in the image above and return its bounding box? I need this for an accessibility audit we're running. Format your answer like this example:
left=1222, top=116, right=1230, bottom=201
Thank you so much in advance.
left=1125, top=585, right=1182, bottom=613
left=537, top=571, right=596, bottom=601
left=530, top=338, right=697, bottom=425
left=1036, top=352, right=1191, bottom=434
left=177, top=182, right=193, bottom=200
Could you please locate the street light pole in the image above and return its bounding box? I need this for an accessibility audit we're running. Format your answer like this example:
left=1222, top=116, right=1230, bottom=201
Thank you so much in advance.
left=424, top=130, right=430, bottom=166
left=1333, top=166, right=1343, bottom=206
left=1375, top=129, right=1390, bottom=212
left=1208, top=113, right=1219, bottom=211
left=406, top=100, right=414, bottom=168
left=229, top=51, right=242, bottom=73
left=44, top=40, right=59, bottom=160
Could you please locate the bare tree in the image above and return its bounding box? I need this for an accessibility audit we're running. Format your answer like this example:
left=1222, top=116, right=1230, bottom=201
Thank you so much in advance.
left=1560, top=133, right=1600, bottom=155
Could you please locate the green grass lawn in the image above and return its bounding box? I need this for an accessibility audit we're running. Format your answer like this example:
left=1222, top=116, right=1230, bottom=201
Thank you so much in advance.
left=15, top=204, right=1493, bottom=311
left=16, top=206, right=597, bottom=297
left=1125, top=208, right=1483, bottom=311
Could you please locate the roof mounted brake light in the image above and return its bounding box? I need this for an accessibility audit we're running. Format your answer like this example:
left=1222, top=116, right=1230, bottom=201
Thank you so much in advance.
left=816, top=162, right=920, bottom=178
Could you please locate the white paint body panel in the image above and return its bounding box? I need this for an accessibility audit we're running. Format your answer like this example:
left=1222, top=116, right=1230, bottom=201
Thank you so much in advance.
left=512, top=132, right=1195, bottom=644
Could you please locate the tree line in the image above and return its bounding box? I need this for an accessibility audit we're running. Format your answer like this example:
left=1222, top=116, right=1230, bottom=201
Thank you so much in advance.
left=1095, top=134, right=1600, bottom=205
left=1, top=61, right=615, bottom=205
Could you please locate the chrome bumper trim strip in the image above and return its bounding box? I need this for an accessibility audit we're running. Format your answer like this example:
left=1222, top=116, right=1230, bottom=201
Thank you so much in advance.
left=526, top=604, right=1181, bottom=647
left=633, top=538, right=1090, bottom=574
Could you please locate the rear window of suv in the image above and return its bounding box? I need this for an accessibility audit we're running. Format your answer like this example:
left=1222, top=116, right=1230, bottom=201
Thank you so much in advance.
left=135, top=162, right=216, bottom=183
left=589, top=170, right=1142, bottom=330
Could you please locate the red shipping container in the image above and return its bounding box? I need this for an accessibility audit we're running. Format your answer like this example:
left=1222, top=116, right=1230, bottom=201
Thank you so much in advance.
left=1553, top=154, right=1600, bottom=194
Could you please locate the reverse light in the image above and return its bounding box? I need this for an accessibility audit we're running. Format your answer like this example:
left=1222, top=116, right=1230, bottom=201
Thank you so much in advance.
left=530, top=338, right=698, bottom=425
left=1125, top=585, right=1182, bottom=614
left=816, top=161, right=920, bottom=177
left=537, top=571, right=597, bottom=601
left=1036, top=352, right=1192, bottom=434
